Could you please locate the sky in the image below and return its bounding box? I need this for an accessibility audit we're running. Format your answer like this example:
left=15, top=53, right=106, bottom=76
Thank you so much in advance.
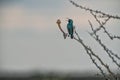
left=0, top=0, right=120, bottom=74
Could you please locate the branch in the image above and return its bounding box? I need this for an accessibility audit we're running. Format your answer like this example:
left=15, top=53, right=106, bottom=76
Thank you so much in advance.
left=56, top=19, right=118, bottom=80
left=69, top=0, right=120, bottom=20
left=56, top=21, right=104, bottom=76
left=73, top=32, right=108, bottom=80
left=56, top=19, right=67, bottom=39
left=90, top=17, right=110, bottom=35
left=90, top=12, right=120, bottom=40
left=69, top=0, right=120, bottom=40
left=88, top=20, right=120, bottom=68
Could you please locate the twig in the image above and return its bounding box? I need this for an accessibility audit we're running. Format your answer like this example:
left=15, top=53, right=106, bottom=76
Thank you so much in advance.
left=56, top=19, right=67, bottom=39
left=90, top=17, right=110, bottom=35
left=88, top=20, right=120, bottom=68
left=69, top=0, right=120, bottom=40
left=69, top=0, right=120, bottom=20
left=73, top=35, right=108, bottom=80
left=73, top=31, right=110, bottom=80
left=90, top=12, right=120, bottom=40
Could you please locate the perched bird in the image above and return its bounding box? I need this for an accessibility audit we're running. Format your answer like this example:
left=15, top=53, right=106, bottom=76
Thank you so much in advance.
left=67, top=19, right=74, bottom=39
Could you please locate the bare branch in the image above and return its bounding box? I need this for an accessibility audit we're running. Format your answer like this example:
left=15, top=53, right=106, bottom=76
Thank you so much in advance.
left=56, top=19, right=68, bottom=39
left=73, top=30, right=114, bottom=80
left=69, top=0, right=120, bottom=20
left=88, top=20, right=120, bottom=68
left=69, top=0, right=120, bottom=40
left=73, top=33, right=108, bottom=80
left=90, top=17, right=110, bottom=35
left=56, top=19, right=118, bottom=80
left=90, top=12, right=120, bottom=40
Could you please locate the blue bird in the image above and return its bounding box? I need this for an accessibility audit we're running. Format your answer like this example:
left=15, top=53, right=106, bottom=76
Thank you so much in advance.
left=67, top=19, right=74, bottom=39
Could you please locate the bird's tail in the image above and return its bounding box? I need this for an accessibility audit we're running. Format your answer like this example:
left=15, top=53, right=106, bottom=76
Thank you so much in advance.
left=71, top=34, right=73, bottom=39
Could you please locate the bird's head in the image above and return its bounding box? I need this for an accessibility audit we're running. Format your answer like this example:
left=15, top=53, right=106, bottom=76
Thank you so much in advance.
left=67, top=19, right=73, bottom=24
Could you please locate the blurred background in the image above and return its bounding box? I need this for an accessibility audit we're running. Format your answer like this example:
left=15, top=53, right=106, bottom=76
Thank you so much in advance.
left=0, top=0, right=120, bottom=79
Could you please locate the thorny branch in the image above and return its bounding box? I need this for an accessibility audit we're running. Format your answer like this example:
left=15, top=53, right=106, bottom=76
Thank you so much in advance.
left=90, top=16, right=110, bottom=36
left=88, top=20, right=120, bottom=69
left=56, top=0, right=120, bottom=80
left=90, top=12, right=120, bottom=40
left=73, top=29, right=108, bottom=80
left=56, top=20, right=117, bottom=80
left=69, top=0, right=120, bottom=19
left=69, top=0, right=120, bottom=40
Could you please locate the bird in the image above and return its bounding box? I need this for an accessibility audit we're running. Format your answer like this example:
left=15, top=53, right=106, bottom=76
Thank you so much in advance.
left=67, top=19, right=74, bottom=39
